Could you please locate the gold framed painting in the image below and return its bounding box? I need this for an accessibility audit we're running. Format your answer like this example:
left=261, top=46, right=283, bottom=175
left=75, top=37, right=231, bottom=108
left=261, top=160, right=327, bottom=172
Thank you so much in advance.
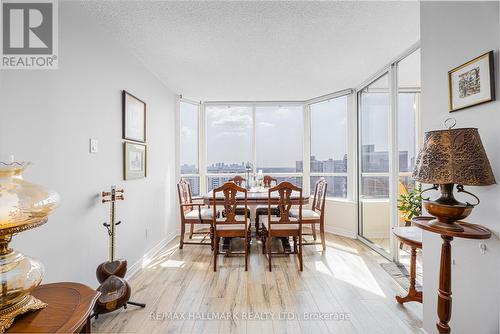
left=122, top=90, right=147, bottom=142
left=448, top=51, right=495, bottom=112
left=123, top=142, right=147, bottom=180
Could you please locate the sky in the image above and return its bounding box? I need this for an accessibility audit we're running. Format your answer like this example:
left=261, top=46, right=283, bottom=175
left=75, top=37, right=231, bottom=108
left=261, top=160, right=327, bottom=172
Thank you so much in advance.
left=181, top=94, right=416, bottom=171
left=180, top=48, right=420, bottom=172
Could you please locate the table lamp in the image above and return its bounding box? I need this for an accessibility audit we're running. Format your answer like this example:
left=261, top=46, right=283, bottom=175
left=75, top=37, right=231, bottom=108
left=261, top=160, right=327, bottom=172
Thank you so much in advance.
left=412, top=122, right=496, bottom=232
left=0, top=160, right=59, bottom=331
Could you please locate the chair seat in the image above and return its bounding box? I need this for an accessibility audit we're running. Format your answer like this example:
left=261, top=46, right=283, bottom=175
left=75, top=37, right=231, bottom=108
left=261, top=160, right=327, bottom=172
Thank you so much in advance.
left=215, top=223, right=247, bottom=231
left=255, top=204, right=278, bottom=210
left=289, top=208, right=320, bottom=220
left=216, top=215, right=247, bottom=223
left=261, top=216, right=299, bottom=230
left=185, top=208, right=213, bottom=221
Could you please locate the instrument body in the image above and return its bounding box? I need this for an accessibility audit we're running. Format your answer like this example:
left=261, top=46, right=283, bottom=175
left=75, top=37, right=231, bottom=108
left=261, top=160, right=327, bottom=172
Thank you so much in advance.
left=96, top=260, right=127, bottom=283
left=94, top=275, right=131, bottom=315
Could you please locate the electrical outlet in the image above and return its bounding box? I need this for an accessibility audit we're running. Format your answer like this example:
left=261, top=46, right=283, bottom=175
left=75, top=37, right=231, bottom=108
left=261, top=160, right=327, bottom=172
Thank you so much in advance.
left=89, top=138, right=98, bottom=153
left=479, top=243, right=487, bottom=254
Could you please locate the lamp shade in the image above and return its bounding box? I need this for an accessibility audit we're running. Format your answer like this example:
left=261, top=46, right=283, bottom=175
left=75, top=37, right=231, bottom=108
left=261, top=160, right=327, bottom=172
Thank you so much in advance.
left=413, top=128, right=496, bottom=186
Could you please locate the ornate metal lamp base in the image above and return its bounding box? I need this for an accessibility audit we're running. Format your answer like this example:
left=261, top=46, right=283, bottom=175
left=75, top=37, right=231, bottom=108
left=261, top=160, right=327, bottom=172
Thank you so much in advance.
left=0, top=295, right=47, bottom=333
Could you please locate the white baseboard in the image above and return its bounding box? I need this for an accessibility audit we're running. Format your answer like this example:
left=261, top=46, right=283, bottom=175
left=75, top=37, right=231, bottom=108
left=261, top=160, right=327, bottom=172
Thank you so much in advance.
left=325, top=226, right=357, bottom=239
left=125, top=232, right=178, bottom=280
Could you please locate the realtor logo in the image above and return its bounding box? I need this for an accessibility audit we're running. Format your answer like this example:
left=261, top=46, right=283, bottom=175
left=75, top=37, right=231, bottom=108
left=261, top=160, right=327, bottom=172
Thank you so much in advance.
left=1, top=0, right=58, bottom=69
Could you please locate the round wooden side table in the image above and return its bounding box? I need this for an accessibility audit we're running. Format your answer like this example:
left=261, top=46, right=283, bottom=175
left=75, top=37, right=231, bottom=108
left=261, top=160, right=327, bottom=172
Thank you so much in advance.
left=6, top=282, right=100, bottom=333
left=413, top=216, right=491, bottom=334
left=393, top=226, right=422, bottom=304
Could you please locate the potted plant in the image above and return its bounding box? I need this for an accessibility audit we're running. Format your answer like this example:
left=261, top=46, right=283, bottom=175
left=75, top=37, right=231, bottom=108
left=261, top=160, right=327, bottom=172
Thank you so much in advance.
left=397, top=183, right=423, bottom=226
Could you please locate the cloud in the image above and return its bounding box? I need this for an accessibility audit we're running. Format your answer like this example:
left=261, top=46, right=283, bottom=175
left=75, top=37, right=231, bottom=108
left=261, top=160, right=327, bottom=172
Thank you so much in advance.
left=207, top=106, right=252, bottom=136
left=216, top=131, right=249, bottom=138
left=180, top=126, right=196, bottom=143
left=259, top=121, right=275, bottom=128
left=274, top=107, right=291, bottom=116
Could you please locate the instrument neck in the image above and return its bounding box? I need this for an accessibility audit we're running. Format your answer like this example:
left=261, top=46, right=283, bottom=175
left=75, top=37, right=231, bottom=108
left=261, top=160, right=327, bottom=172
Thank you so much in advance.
left=109, top=194, right=116, bottom=262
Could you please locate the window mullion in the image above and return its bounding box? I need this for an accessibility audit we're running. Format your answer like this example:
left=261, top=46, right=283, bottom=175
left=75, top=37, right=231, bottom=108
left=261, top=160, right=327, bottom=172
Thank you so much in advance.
left=252, top=105, right=257, bottom=174
left=303, top=104, right=311, bottom=196
left=199, top=102, right=207, bottom=194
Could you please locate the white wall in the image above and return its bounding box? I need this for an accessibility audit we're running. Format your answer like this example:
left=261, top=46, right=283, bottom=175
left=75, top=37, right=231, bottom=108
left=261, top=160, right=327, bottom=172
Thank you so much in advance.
left=420, top=2, right=500, bottom=333
left=0, top=3, right=177, bottom=288
left=324, top=199, right=357, bottom=238
left=361, top=200, right=390, bottom=239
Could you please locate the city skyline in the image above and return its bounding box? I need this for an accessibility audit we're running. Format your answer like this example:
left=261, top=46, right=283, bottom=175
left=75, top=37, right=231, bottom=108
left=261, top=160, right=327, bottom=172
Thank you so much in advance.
left=182, top=144, right=412, bottom=199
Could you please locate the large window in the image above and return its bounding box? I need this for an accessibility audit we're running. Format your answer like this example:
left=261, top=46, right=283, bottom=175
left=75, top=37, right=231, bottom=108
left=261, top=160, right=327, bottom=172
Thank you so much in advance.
left=179, top=100, right=200, bottom=196
left=255, top=105, right=303, bottom=187
left=204, top=104, right=304, bottom=190
left=205, top=105, right=252, bottom=191
left=206, top=105, right=253, bottom=174
left=310, top=96, right=348, bottom=198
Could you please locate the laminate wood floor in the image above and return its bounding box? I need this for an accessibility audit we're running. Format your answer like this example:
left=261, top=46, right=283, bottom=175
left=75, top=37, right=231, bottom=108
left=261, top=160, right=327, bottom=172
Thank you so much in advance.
left=92, top=233, right=422, bottom=334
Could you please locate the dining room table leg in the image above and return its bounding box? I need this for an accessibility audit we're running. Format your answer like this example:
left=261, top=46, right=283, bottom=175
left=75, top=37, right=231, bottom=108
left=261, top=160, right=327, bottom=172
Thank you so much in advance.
left=222, top=237, right=231, bottom=252
left=280, top=237, right=291, bottom=253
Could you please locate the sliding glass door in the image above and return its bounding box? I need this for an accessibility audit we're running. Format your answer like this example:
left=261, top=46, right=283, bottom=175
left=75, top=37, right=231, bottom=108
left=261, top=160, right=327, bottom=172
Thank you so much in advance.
left=357, top=47, right=420, bottom=259
left=358, top=73, right=392, bottom=255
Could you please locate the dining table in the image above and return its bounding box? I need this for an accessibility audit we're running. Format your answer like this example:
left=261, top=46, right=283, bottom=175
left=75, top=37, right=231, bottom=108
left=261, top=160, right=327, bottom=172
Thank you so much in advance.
left=202, top=187, right=310, bottom=205
left=202, top=187, right=310, bottom=252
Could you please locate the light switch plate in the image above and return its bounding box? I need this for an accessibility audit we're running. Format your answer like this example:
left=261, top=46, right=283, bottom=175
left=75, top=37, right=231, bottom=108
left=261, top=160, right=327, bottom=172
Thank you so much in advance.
left=89, top=138, right=98, bottom=153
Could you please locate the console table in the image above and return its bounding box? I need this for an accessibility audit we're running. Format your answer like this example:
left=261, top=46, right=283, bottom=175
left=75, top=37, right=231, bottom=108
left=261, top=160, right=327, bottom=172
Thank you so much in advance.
left=7, top=282, right=100, bottom=333
left=413, top=216, right=491, bottom=333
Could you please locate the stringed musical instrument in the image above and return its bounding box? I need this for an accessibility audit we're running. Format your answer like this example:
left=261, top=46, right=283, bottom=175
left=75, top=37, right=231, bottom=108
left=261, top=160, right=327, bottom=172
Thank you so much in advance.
left=96, top=187, right=127, bottom=282
left=93, top=186, right=145, bottom=318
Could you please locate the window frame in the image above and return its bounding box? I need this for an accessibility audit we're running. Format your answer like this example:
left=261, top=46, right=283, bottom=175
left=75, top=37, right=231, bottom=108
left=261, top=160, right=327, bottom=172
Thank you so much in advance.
left=203, top=102, right=306, bottom=192
left=178, top=93, right=354, bottom=200
left=179, top=98, right=201, bottom=196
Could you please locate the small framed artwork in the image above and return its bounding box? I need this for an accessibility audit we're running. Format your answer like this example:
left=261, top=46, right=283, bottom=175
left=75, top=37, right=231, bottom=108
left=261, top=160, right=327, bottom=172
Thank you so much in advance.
left=122, top=90, right=146, bottom=142
left=448, top=51, right=495, bottom=112
left=124, top=142, right=147, bottom=180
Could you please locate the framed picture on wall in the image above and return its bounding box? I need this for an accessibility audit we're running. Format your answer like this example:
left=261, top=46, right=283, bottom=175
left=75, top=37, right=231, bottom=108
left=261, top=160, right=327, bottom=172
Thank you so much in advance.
left=448, top=51, right=495, bottom=112
left=122, top=90, right=147, bottom=142
left=124, top=142, right=147, bottom=180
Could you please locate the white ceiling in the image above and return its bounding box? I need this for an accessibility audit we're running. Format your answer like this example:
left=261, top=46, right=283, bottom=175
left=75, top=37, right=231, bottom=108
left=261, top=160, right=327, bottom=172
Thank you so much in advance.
left=77, top=1, right=420, bottom=101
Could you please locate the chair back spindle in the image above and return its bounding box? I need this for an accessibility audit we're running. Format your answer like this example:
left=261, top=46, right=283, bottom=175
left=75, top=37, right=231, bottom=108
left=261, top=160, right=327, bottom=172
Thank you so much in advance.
left=228, top=175, right=246, bottom=187
left=263, top=176, right=278, bottom=188
left=268, top=182, right=302, bottom=225
left=213, top=182, right=248, bottom=227
left=177, top=178, right=193, bottom=212
left=312, top=178, right=327, bottom=214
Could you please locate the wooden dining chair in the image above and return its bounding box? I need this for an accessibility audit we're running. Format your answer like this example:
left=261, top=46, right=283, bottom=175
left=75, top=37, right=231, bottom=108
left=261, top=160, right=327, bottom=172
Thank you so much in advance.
left=260, top=182, right=303, bottom=272
left=177, top=178, right=213, bottom=250
left=228, top=176, right=250, bottom=218
left=228, top=175, right=245, bottom=187
left=255, top=176, right=278, bottom=235
left=290, top=178, right=327, bottom=251
left=212, top=182, right=250, bottom=271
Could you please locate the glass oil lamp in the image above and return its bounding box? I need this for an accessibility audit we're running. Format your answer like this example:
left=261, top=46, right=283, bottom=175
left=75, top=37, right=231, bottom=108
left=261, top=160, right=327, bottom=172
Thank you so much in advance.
left=0, top=160, right=60, bottom=331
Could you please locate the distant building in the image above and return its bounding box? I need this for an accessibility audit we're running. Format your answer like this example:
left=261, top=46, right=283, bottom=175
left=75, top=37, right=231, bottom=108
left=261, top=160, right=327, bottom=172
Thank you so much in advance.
left=182, top=147, right=408, bottom=198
